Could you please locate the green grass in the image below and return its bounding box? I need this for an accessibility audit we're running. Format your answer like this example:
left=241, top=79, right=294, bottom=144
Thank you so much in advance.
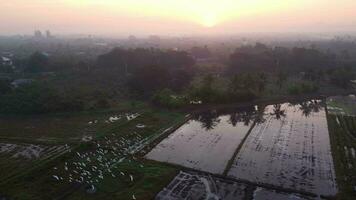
left=327, top=114, right=356, bottom=200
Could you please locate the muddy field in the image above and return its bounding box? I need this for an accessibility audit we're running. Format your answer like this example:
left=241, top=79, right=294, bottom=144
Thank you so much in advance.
left=146, top=114, right=252, bottom=174
left=227, top=102, right=337, bottom=196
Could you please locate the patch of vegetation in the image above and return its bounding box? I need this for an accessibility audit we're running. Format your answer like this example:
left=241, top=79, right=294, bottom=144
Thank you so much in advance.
left=327, top=114, right=356, bottom=200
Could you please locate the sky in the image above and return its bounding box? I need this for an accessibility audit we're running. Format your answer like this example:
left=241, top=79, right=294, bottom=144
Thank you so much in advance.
left=0, top=0, right=355, bottom=36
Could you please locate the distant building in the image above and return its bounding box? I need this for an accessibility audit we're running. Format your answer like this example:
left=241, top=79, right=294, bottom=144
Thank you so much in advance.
left=128, top=35, right=137, bottom=42
left=11, top=79, right=33, bottom=88
left=149, top=35, right=160, bottom=42
left=1, top=56, right=13, bottom=66
left=2, top=52, right=13, bottom=58
left=351, top=80, right=356, bottom=89
left=41, top=52, right=50, bottom=57
left=34, top=30, right=42, bottom=38
left=46, top=30, right=51, bottom=38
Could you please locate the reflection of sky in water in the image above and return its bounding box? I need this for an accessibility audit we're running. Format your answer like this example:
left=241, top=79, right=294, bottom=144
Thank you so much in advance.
left=191, top=100, right=324, bottom=131
left=228, top=100, right=337, bottom=196
left=146, top=113, right=252, bottom=174
left=147, top=99, right=334, bottom=195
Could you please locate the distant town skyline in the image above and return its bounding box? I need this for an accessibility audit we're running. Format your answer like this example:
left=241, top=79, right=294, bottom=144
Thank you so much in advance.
left=0, top=0, right=355, bottom=36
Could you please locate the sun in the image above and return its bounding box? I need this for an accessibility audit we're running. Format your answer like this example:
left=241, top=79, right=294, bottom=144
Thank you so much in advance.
left=201, top=13, right=218, bottom=28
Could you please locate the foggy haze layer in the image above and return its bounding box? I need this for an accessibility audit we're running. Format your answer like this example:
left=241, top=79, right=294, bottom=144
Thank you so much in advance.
left=0, top=0, right=355, bottom=36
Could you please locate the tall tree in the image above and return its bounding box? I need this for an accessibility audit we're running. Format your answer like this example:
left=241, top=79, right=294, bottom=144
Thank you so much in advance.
left=25, top=51, right=49, bottom=73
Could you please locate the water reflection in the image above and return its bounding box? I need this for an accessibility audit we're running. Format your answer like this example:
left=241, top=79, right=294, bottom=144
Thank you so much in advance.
left=192, top=105, right=265, bottom=130
left=191, top=99, right=325, bottom=131
left=299, top=100, right=324, bottom=117
left=192, top=110, right=221, bottom=130
left=271, top=104, right=286, bottom=120
left=228, top=106, right=258, bottom=126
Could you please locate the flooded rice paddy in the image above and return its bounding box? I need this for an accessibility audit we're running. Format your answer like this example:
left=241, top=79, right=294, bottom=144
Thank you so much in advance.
left=227, top=102, right=337, bottom=196
left=148, top=100, right=338, bottom=197
left=146, top=109, right=254, bottom=174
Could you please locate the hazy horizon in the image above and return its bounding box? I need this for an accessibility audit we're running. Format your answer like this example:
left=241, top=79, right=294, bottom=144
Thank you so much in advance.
left=1, top=0, right=356, bottom=36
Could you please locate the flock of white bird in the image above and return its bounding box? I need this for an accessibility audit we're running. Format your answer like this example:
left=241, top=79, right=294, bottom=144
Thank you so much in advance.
left=87, top=113, right=140, bottom=125
left=52, top=113, right=145, bottom=199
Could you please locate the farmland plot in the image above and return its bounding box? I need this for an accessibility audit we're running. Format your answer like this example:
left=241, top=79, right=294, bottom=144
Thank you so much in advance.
left=146, top=114, right=252, bottom=174
left=227, top=102, right=338, bottom=196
